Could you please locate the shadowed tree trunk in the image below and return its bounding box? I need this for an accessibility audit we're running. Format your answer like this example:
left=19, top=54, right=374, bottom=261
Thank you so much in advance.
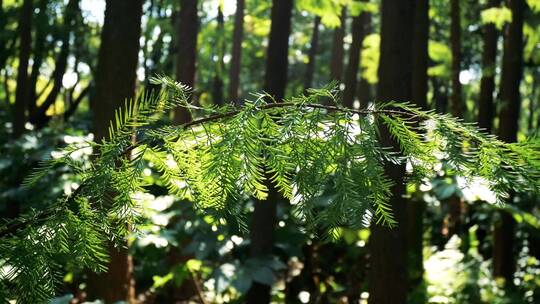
left=166, top=3, right=204, bottom=302
left=86, top=0, right=142, bottom=302
left=63, top=85, right=89, bottom=121
left=407, top=0, right=429, bottom=289
left=174, top=0, right=198, bottom=124
left=478, top=0, right=501, bottom=133
left=343, top=2, right=368, bottom=108
left=27, top=0, right=48, bottom=116
left=0, top=0, right=6, bottom=72
left=30, top=0, right=79, bottom=129
left=442, top=0, right=465, bottom=242
left=330, top=7, right=346, bottom=81
left=368, top=0, right=414, bottom=303
left=246, top=1, right=293, bottom=303
left=356, top=8, right=372, bottom=109
left=492, top=0, right=525, bottom=284
left=303, top=15, right=321, bottom=90
left=357, top=79, right=371, bottom=109
left=228, top=0, right=245, bottom=102
left=212, top=3, right=225, bottom=105
left=262, top=0, right=293, bottom=100
left=449, top=0, right=462, bottom=118
left=432, top=77, right=448, bottom=113
left=13, top=0, right=33, bottom=138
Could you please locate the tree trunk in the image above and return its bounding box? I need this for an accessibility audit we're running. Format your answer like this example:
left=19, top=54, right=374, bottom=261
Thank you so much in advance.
left=411, top=0, right=429, bottom=111
left=303, top=16, right=321, bottom=90
left=27, top=0, right=48, bottom=116
left=228, top=0, right=245, bottom=102
left=246, top=1, right=293, bottom=303
left=212, top=4, right=225, bottom=105
left=13, top=0, right=33, bottom=138
left=174, top=0, right=198, bottom=124
left=343, top=2, right=368, bottom=109
left=449, top=0, right=462, bottom=118
left=478, top=0, right=501, bottom=133
left=432, top=77, right=448, bottom=113
left=86, top=1, right=142, bottom=302
left=330, top=7, right=346, bottom=82
left=63, top=85, right=89, bottom=121
left=30, top=0, right=79, bottom=129
left=492, top=0, right=525, bottom=284
left=407, top=0, right=429, bottom=288
left=262, top=0, right=293, bottom=101
left=356, top=11, right=372, bottom=110
left=368, top=0, right=414, bottom=303
left=357, top=78, right=371, bottom=109
left=0, top=0, right=7, bottom=71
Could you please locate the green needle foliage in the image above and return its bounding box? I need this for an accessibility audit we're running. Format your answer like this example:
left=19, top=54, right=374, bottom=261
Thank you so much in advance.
left=1, top=76, right=539, bottom=302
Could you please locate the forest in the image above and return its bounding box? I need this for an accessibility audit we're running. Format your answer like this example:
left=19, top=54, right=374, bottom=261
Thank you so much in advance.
left=0, top=0, right=540, bottom=303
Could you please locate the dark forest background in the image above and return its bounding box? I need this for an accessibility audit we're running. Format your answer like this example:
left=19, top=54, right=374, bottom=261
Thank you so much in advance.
left=1, top=0, right=540, bottom=303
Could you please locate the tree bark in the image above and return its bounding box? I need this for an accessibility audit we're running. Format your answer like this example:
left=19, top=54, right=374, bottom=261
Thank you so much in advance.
left=303, top=16, right=321, bottom=90
left=478, top=0, right=501, bottom=133
left=13, top=0, right=33, bottom=138
left=492, top=0, right=525, bottom=284
left=246, top=1, right=293, bottom=303
left=407, top=0, right=429, bottom=288
left=449, top=0, right=463, bottom=118
left=343, top=2, right=368, bottom=109
left=174, top=0, right=198, bottom=124
left=330, top=7, right=346, bottom=82
left=368, top=0, right=414, bottom=303
left=86, top=0, right=142, bottom=302
left=228, top=0, right=245, bottom=102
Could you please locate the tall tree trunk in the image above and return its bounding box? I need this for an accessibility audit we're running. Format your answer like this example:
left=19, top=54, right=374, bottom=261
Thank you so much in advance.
left=449, top=0, right=462, bottom=118
left=174, top=0, right=198, bottom=124
left=167, top=2, right=203, bottom=302
left=30, top=0, right=79, bottom=129
left=246, top=1, right=293, bottom=303
left=343, top=2, right=368, bottom=108
left=368, top=0, right=414, bottom=303
left=478, top=0, right=501, bottom=133
left=228, top=0, right=245, bottom=102
left=492, top=0, right=525, bottom=284
left=303, top=16, right=321, bottom=90
left=262, top=0, right=293, bottom=100
left=411, top=0, right=428, bottom=111
left=0, top=0, right=6, bottom=72
left=407, top=0, right=429, bottom=288
left=86, top=1, right=142, bottom=302
left=330, top=7, right=346, bottom=81
left=27, top=0, right=48, bottom=116
left=356, top=12, right=372, bottom=109
left=212, top=3, right=225, bottom=105
left=13, top=0, right=33, bottom=138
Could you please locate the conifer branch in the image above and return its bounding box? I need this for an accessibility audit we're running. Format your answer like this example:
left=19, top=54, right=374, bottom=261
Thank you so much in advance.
left=1, top=77, right=539, bottom=301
